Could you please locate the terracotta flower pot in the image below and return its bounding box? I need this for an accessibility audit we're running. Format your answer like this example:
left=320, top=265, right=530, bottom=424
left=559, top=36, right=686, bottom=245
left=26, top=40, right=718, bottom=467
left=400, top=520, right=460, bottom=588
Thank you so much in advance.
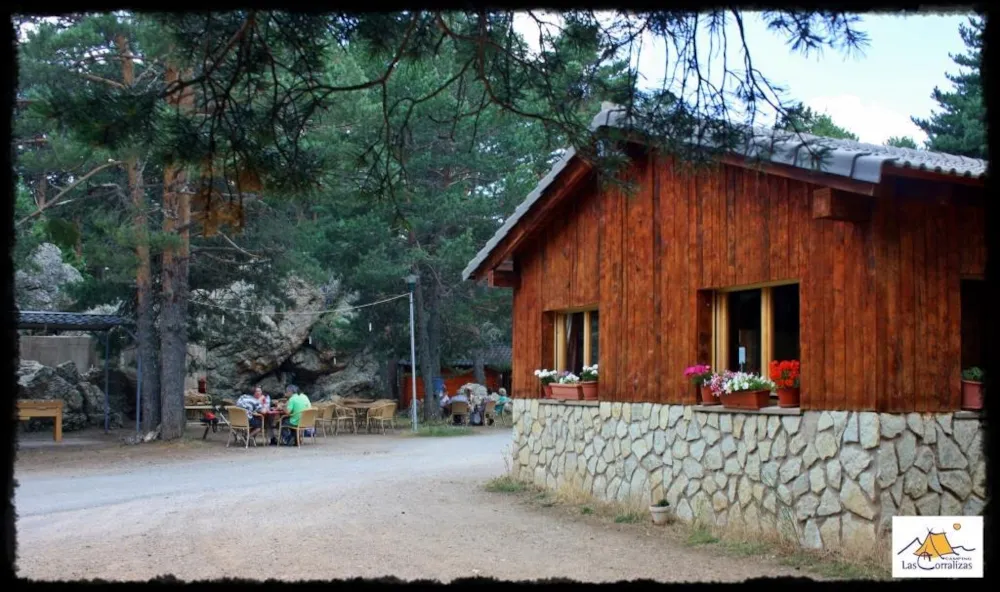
left=720, top=389, right=771, bottom=410
left=543, top=384, right=553, bottom=399
left=549, top=384, right=582, bottom=400
left=699, top=385, right=718, bottom=406
left=580, top=381, right=599, bottom=400
left=961, top=380, right=984, bottom=410
left=777, top=387, right=800, bottom=408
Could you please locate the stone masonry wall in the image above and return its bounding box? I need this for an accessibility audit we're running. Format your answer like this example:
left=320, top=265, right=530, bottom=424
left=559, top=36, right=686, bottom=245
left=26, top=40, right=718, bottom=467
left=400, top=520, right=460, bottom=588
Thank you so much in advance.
left=510, top=399, right=986, bottom=551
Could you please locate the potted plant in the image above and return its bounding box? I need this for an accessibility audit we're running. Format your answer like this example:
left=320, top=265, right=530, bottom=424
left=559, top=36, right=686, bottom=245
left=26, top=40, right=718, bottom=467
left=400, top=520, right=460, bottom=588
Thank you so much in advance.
left=769, top=360, right=801, bottom=407
left=718, top=372, right=775, bottom=410
left=961, top=367, right=984, bottom=410
left=649, top=498, right=672, bottom=525
left=549, top=372, right=582, bottom=400
left=580, top=364, right=599, bottom=400
left=684, top=364, right=716, bottom=405
left=534, top=369, right=557, bottom=398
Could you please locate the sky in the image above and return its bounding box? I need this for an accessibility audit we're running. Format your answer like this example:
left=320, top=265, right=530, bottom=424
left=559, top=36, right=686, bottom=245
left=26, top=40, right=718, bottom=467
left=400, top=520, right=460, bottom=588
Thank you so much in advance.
left=514, top=11, right=975, bottom=145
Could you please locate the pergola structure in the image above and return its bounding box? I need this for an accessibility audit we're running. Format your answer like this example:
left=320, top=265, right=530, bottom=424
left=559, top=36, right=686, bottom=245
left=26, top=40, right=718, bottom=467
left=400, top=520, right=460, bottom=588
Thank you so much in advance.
left=16, top=310, right=136, bottom=433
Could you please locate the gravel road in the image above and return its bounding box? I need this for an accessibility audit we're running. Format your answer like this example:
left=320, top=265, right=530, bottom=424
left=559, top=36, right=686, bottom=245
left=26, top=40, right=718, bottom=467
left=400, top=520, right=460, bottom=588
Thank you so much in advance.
left=16, top=431, right=807, bottom=582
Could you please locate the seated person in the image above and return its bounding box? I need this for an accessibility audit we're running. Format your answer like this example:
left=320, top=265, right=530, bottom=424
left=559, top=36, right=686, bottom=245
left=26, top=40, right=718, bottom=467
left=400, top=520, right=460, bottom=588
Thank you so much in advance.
left=495, top=388, right=511, bottom=415
left=252, top=385, right=271, bottom=411
left=235, top=393, right=264, bottom=438
left=279, top=385, right=312, bottom=444
left=438, top=390, right=451, bottom=419
left=448, top=390, right=470, bottom=424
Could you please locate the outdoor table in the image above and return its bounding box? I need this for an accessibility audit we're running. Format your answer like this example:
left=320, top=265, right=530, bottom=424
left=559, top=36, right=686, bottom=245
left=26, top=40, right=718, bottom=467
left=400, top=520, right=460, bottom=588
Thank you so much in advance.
left=17, top=400, right=64, bottom=442
left=255, top=409, right=286, bottom=443
left=341, top=401, right=381, bottom=433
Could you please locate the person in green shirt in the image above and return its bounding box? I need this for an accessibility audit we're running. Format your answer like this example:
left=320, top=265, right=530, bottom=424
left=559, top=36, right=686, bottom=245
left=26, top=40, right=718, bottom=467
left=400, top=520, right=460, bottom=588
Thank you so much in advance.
left=279, top=385, right=312, bottom=445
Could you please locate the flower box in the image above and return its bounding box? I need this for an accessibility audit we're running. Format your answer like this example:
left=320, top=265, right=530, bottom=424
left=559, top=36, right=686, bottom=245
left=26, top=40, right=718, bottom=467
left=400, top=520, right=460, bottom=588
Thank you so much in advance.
left=699, top=386, right=718, bottom=406
left=549, top=384, right=582, bottom=400
left=543, top=384, right=553, bottom=399
left=580, top=381, right=599, bottom=400
left=720, top=389, right=771, bottom=410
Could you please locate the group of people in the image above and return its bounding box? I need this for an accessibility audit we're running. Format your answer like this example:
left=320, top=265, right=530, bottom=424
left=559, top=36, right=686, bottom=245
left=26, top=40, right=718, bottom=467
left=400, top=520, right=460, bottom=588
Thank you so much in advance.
left=234, top=384, right=312, bottom=445
left=438, top=385, right=511, bottom=426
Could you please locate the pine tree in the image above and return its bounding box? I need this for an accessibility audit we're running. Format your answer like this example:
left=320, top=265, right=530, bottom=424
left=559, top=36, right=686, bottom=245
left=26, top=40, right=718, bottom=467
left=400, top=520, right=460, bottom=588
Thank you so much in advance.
left=911, top=16, right=984, bottom=158
left=885, top=136, right=918, bottom=149
left=776, top=102, right=859, bottom=141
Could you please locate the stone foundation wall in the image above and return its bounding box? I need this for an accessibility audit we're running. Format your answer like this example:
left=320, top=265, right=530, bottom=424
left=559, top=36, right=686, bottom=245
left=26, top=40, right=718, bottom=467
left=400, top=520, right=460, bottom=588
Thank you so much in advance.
left=510, top=399, right=986, bottom=551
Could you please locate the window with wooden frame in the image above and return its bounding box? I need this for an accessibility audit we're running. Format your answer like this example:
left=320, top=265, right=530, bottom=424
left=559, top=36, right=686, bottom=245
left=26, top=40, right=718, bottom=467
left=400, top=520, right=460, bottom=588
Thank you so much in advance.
left=703, top=282, right=800, bottom=375
left=961, top=278, right=985, bottom=370
left=552, top=308, right=599, bottom=374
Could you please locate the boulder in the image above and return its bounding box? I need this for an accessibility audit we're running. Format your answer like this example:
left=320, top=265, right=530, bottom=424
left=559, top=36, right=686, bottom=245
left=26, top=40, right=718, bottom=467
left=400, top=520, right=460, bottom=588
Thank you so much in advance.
left=17, top=360, right=114, bottom=432
left=14, top=243, right=83, bottom=311
left=188, top=277, right=332, bottom=392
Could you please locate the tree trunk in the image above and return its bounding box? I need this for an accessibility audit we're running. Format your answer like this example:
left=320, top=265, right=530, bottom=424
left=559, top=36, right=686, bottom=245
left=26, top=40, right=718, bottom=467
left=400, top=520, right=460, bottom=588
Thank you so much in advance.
left=414, top=275, right=438, bottom=421
left=118, top=34, right=161, bottom=432
left=473, top=349, right=486, bottom=386
left=427, top=278, right=442, bottom=387
left=159, top=65, right=194, bottom=440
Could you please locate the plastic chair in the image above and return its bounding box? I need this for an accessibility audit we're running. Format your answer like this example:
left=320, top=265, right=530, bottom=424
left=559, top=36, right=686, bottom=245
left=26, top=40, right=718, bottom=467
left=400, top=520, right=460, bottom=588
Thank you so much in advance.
left=225, top=406, right=257, bottom=448
left=450, top=401, right=470, bottom=425
left=281, top=408, right=319, bottom=446
left=482, top=401, right=498, bottom=426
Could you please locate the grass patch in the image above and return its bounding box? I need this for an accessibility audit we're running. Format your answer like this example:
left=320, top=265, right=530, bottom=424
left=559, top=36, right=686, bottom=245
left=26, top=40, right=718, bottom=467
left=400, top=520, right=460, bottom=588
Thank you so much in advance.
left=777, top=551, right=889, bottom=580
left=580, top=506, right=593, bottom=515
left=411, top=425, right=473, bottom=437
left=718, top=540, right=770, bottom=557
left=614, top=511, right=643, bottom=524
left=686, top=524, right=720, bottom=546
left=484, top=475, right=529, bottom=493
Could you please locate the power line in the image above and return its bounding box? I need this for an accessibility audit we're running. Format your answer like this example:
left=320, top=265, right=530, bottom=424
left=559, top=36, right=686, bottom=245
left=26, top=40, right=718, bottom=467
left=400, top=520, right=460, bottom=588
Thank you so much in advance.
left=187, top=292, right=410, bottom=316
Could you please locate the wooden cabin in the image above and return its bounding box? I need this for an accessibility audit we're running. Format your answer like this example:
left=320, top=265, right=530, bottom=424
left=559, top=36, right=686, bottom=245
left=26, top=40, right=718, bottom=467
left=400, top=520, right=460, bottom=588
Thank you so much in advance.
left=464, top=105, right=987, bottom=413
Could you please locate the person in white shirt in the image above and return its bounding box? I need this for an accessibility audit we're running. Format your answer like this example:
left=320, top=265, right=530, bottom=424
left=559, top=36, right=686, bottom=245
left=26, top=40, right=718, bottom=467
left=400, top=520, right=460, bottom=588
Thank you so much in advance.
left=439, top=390, right=452, bottom=419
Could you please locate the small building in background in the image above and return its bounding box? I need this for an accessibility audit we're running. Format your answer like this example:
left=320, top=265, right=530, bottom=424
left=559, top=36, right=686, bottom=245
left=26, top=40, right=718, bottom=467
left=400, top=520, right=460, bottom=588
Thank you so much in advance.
left=398, top=345, right=511, bottom=408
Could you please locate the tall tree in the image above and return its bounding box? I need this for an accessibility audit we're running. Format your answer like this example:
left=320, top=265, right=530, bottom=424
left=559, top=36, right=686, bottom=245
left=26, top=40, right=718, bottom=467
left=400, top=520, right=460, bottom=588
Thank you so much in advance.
left=911, top=16, right=984, bottom=158
left=885, top=136, right=918, bottom=149
left=18, top=10, right=871, bottom=435
left=776, top=102, right=859, bottom=140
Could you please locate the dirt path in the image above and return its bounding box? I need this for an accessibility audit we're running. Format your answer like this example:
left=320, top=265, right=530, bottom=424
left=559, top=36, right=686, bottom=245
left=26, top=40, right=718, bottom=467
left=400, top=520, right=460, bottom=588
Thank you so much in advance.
left=16, top=431, right=809, bottom=582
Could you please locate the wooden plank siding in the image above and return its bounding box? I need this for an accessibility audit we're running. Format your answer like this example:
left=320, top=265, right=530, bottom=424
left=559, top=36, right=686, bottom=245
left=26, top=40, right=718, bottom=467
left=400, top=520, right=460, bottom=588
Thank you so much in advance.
left=506, top=156, right=985, bottom=412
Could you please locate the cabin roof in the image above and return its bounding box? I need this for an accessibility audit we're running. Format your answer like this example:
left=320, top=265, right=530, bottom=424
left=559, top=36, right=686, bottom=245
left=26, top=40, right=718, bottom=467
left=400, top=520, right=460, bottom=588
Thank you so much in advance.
left=16, top=310, right=127, bottom=331
left=463, top=103, right=988, bottom=281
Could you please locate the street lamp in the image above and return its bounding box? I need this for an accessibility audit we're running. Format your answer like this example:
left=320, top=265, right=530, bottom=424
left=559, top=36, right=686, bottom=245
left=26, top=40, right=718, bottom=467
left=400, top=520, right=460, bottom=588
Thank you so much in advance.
left=405, top=274, right=419, bottom=432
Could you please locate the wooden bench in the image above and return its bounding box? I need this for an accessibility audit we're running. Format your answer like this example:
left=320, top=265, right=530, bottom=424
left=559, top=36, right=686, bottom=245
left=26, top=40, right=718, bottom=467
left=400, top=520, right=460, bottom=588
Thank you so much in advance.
left=17, top=400, right=64, bottom=442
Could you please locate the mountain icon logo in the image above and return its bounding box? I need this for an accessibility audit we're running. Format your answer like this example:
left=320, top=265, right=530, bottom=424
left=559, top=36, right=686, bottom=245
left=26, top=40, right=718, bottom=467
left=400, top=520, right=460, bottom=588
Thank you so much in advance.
left=896, top=528, right=976, bottom=564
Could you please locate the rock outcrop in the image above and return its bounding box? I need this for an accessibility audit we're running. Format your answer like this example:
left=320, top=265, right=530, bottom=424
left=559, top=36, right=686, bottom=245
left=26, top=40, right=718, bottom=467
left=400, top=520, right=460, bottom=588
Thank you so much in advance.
left=188, top=277, right=381, bottom=399
left=18, top=360, right=120, bottom=431
left=15, top=243, right=83, bottom=311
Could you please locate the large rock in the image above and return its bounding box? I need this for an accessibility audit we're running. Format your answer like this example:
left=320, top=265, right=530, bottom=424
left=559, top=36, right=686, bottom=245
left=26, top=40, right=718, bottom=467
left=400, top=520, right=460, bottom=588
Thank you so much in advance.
left=15, top=243, right=83, bottom=311
left=188, top=277, right=343, bottom=393
left=310, top=354, right=382, bottom=400
left=17, top=360, right=111, bottom=431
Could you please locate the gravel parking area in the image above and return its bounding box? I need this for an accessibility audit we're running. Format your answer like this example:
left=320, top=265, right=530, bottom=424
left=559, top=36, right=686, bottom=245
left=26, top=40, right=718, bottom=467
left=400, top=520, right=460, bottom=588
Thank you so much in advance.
left=15, top=428, right=808, bottom=582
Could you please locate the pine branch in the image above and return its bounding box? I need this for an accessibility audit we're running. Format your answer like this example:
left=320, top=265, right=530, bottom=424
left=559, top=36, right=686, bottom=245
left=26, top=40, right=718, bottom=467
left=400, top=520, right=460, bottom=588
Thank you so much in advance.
left=16, top=160, right=123, bottom=227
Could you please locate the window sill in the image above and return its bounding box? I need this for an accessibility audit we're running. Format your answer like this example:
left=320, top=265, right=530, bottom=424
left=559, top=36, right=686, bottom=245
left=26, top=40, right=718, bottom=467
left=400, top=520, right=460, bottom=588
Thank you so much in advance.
left=954, top=410, right=985, bottom=420
left=694, top=404, right=802, bottom=416
left=537, top=399, right=600, bottom=407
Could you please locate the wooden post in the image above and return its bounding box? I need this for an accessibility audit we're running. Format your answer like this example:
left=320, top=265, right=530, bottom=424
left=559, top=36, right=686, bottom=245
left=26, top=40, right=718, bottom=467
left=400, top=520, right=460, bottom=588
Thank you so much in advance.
left=555, top=314, right=567, bottom=371
left=582, top=310, right=592, bottom=367
left=761, top=287, right=774, bottom=372
left=714, top=294, right=730, bottom=371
